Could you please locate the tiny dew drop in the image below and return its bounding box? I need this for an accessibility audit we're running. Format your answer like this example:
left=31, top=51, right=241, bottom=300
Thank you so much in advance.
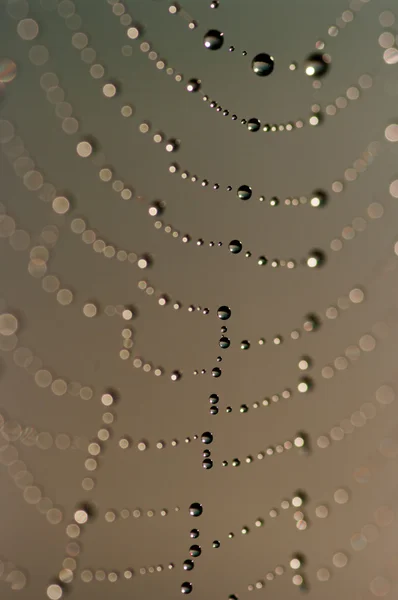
left=240, top=340, right=250, bottom=350
left=217, top=306, right=231, bottom=320
left=186, top=79, right=201, bottom=92
left=252, top=53, right=274, bottom=76
left=204, top=30, right=224, bottom=50
left=181, top=582, right=193, bottom=594
left=183, top=560, right=194, bottom=571
left=213, top=540, right=220, bottom=548
left=189, top=502, right=203, bottom=517
left=210, top=406, right=218, bottom=415
left=209, top=393, right=219, bottom=404
left=219, top=336, right=230, bottom=348
left=189, top=544, right=201, bottom=557
left=229, top=240, right=242, bottom=254
left=202, top=458, right=213, bottom=469
left=304, top=52, right=329, bottom=77
left=247, top=118, right=261, bottom=132
left=212, top=367, right=222, bottom=377
left=201, top=432, right=213, bottom=444
left=190, top=529, right=200, bottom=538
left=237, top=185, right=252, bottom=200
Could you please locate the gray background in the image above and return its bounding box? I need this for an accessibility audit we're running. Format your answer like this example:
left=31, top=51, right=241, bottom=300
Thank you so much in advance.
left=1, top=0, right=398, bottom=598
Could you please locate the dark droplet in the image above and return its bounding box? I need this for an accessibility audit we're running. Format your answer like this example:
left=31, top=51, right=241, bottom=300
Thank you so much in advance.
left=217, top=306, right=231, bottom=320
left=252, top=53, right=274, bottom=76
left=189, top=502, right=203, bottom=517
left=202, top=458, right=213, bottom=469
left=209, top=393, right=219, bottom=404
left=219, top=336, right=230, bottom=348
left=189, top=544, right=201, bottom=557
left=183, top=560, right=194, bottom=571
left=186, top=79, right=201, bottom=92
left=204, top=29, right=224, bottom=50
left=212, top=368, right=221, bottom=377
left=237, top=185, right=252, bottom=200
left=304, top=52, right=329, bottom=77
left=229, top=240, right=242, bottom=254
left=190, top=528, right=200, bottom=538
left=201, top=432, right=213, bottom=444
left=213, top=540, right=220, bottom=548
left=240, top=340, right=250, bottom=350
left=247, top=118, right=261, bottom=132
left=181, top=582, right=193, bottom=594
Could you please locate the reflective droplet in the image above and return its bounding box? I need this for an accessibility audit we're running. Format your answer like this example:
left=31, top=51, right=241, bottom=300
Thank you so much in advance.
left=189, top=545, right=201, bottom=557
left=190, top=529, right=199, bottom=538
left=252, top=53, right=274, bottom=76
left=219, top=336, right=230, bottom=348
left=202, top=458, right=213, bottom=469
left=201, top=432, right=213, bottom=444
left=217, top=306, right=231, bottom=320
left=209, top=393, right=219, bottom=404
left=307, top=249, right=326, bottom=268
left=183, top=560, right=194, bottom=571
left=181, top=582, right=193, bottom=594
left=305, top=52, right=329, bottom=77
left=247, top=118, right=260, bottom=132
left=212, top=367, right=221, bottom=377
left=213, top=540, right=220, bottom=548
left=189, top=503, right=203, bottom=517
left=186, top=79, right=201, bottom=92
left=204, top=30, right=224, bottom=50
left=237, top=185, right=252, bottom=200
left=210, top=406, right=218, bottom=415
left=229, top=240, right=242, bottom=254
left=165, top=138, right=179, bottom=152
left=240, top=340, right=250, bottom=350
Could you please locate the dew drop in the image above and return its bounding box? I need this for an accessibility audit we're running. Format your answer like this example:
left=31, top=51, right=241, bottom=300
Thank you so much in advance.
left=186, top=79, right=201, bottom=92
left=229, top=240, right=242, bottom=254
left=189, top=545, right=201, bottom=557
left=252, top=53, right=274, bottom=76
left=181, top=582, right=193, bottom=594
left=219, top=336, right=230, bottom=348
left=202, top=458, right=213, bottom=469
left=247, top=118, right=261, bottom=132
left=217, top=306, right=231, bottom=320
left=212, top=367, right=221, bottom=377
left=240, top=340, right=250, bottom=350
left=190, top=529, right=199, bottom=538
left=305, top=52, right=329, bottom=77
left=183, top=560, right=194, bottom=571
left=189, top=503, right=203, bottom=517
left=204, top=30, right=224, bottom=50
left=237, top=185, right=252, bottom=200
left=209, top=393, right=219, bottom=404
left=210, top=407, right=218, bottom=415
left=307, top=249, right=326, bottom=268
left=201, top=432, right=213, bottom=444
left=213, top=540, right=220, bottom=548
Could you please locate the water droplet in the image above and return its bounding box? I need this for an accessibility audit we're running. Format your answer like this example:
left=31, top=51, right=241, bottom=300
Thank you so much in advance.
left=189, top=545, right=201, bottom=557
left=190, top=529, right=199, bottom=538
left=183, top=560, right=194, bottom=571
left=258, top=256, right=268, bottom=266
left=232, top=458, right=240, bottom=467
left=201, top=432, right=213, bottom=444
left=186, top=79, right=201, bottom=92
left=305, top=52, right=329, bottom=77
left=252, top=53, right=274, bottom=76
left=307, top=249, right=326, bottom=268
left=166, top=139, right=179, bottom=152
left=229, top=240, right=242, bottom=254
left=240, top=340, right=250, bottom=350
left=217, top=306, right=231, bottom=320
left=0, top=58, right=17, bottom=84
left=219, top=336, right=230, bottom=348
left=209, top=393, right=219, bottom=404
left=189, top=503, right=203, bottom=517
left=181, top=582, right=193, bottom=594
left=210, top=407, right=218, bottom=415
left=210, top=0, right=219, bottom=7
left=171, top=370, right=181, bottom=381
left=204, top=30, right=224, bottom=50
left=212, top=367, right=221, bottom=377
left=213, top=540, right=220, bottom=548
left=310, top=190, right=328, bottom=207
left=202, top=458, right=213, bottom=469
left=237, top=185, right=252, bottom=200
left=247, top=118, right=261, bottom=132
